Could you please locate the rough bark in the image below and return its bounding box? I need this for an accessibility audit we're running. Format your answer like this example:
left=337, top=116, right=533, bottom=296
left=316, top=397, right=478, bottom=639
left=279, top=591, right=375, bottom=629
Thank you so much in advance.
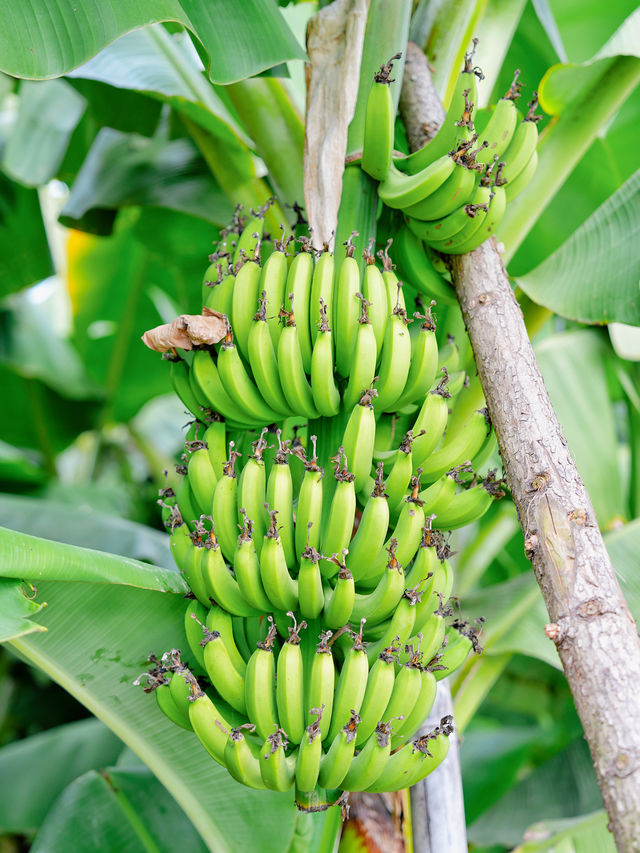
left=401, top=44, right=640, bottom=853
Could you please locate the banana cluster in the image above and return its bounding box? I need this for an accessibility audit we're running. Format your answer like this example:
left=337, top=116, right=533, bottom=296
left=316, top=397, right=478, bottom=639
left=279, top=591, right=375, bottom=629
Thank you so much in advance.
left=361, top=45, right=541, bottom=262
left=140, top=201, right=500, bottom=805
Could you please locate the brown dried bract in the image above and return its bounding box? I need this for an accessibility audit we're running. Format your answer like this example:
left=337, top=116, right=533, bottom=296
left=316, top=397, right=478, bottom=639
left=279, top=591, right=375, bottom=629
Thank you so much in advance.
left=141, top=308, right=227, bottom=353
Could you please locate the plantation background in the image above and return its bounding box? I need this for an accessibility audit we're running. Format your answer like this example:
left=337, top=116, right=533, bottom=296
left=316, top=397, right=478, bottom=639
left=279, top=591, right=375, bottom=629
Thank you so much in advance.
left=0, top=0, right=638, bottom=851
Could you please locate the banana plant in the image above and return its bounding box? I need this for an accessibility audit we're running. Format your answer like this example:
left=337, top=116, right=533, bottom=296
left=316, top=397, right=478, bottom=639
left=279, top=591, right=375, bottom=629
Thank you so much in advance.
left=0, top=1, right=638, bottom=851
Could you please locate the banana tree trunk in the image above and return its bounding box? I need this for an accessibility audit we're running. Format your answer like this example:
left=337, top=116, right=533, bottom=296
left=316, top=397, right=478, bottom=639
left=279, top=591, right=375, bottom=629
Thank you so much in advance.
left=401, top=40, right=640, bottom=853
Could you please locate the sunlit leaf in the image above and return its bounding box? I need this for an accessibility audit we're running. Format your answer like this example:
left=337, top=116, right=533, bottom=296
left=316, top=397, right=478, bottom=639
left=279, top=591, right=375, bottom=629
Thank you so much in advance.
left=0, top=1, right=306, bottom=85
left=2, top=79, right=86, bottom=187
left=515, top=169, right=640, bottom=325
left=0, top=494, right=173, bottom=570
left=0, top=526, right=184, bottom=593
left=531, top=0, right=567, bottom=62
left=0, top=718, right=122, bottom=834
left=7, top=581, right=299, bottom=853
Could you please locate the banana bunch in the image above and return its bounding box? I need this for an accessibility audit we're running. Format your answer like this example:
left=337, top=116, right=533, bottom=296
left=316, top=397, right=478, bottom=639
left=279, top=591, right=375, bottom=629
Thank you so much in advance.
left=361, top=45, right=541, bottom=271
left=140, top=191, right=501, bottom=805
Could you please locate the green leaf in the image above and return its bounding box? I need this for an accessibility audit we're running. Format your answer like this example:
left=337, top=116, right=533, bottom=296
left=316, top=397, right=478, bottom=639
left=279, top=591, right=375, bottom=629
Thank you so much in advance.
left=0, top=526, right=185, bottom=593
left=514, top=810, right=616, bottom=852
left=0, top=718, right=122, bottom=834
left=67, top=26, right=255, bottom=159
left=60, top=128, right=232, bottom=234
left=531, top=0, right=567, bottom=62
left=0, top=494, right=173, bottom=570
left=539, top=7, right=640, bottom=113
left=604, top=518, right=640, bottom=617
left=0, top=577, right=47, bottom=641
left=0, top=2, right=306, bottom=85
left=467, top=738, right=604, bottom=847
left=7, top=581, right=299, bottom=853
left=515, top=169, right=640, bottom=325
left=0, top=175, right=53, bottom=297
left=499, top=10, right=640, bottom=260
left=2, top=79, right=86, bottom=187
left=534, top=330, right=627, bottom=528
left=471, top=0, right=528, bottom=108
left=31, top=767, right=209, bottom=853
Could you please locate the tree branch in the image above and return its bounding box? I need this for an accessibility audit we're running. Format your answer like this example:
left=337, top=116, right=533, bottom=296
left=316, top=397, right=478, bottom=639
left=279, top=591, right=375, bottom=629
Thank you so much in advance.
left=401, top=43, right=640, bottom=853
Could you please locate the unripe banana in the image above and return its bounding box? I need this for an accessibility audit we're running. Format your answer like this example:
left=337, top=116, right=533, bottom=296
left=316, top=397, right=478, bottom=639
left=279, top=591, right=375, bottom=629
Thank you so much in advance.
left=298, top=543, right=325, bottom=620
left=188, top=683, right=232, bottom=766
left=310, top=300, right=341, bottom=416
left=248, top=296, right=293, bottom=417
left=373, top=303, right=411, bottom=414
left=294, top=437, right=324, bottom=560
left=198, top=619, right=247, bottom=714
left=356, top=642, right=399, bottom=745
left=351, top=539, right=406, bottom=626
left=334, top=236, right=361, bottom=377
left=212, top=443, right=241, bottom=562
left=206, top=604, right=249, bottom=676
left=327, top=622, right=369, bottom=742
left=318, top=710, right=361, bottom=789
left=382, top=636, right=425, bottom=726
left=184, top=599, right=207, bottom=672
left=361, top=54, right=401, bottom=181
left=277, top=301, right=319, bottom=419
left=341, top=389, right=377, bottom=493
left=342, top=719, right=396, bottom=791
left=276, top=613, right=307, bottom=745
left=347, top=463, right=390, bottom=582
left=259, top=727, right=297, bottom=791
left=320, top=449, right=356, bottom=579
left=233, top=512, right=273, bottom=612
left=309, top=249, right=334, bottom=345
left=266, top=431, right=296, bottom=569
left=200, top=525, right=258, bottom=617
left=218, top=329, right=281, bottom=424
left=295, top=707, right=324, bottom=792
left=203, top=416, right=227, bottom=480
left=259, top=508, right=299, bottom=612
left=221, top=722, right=266, bottom=789
left=231, top=255, right=263, bottom=361
left=390, top=666, right=437, bottom=749
left=394, top=306, right=439, bottom=410
left=284, top=242, right=315, bottom=374
left=307, top=632, right=335, bottom=740
left=362, top=241, right=388, bottom=357
left=323, top=552, right=355, bottom=629
left=259, top=236, right=290, bottom=348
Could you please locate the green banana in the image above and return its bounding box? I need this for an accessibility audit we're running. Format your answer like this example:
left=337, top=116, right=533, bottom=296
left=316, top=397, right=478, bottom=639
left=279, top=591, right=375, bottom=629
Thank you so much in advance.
left=420, top=408, right=490, bottom=482
left=218, top=330, right=281, bottom=425
left=320, top=449, right=356, bottom=579
left=203, top=416, right=227, bottom=479
left=365, top=588, right=419, bottom=663
left=307, top=632, right=335, bottom=741
left=342, top=294, right=378, bottom=411
left=259, top=235, right=290, bottom=348
left=285, top=242, right=314, bottom=374
left=326, top=622, right=369, bottom=742
left=404, top=159, right=477, bottom=221
left=323, top=553, right=355, bottom=629
left=384, top=432, right=415, bottom=518
left=188, top=683, right=232, bottom=766
left=248, top=295, right=293, bottom=417
left=212, top=443, right=241, bottom=562
left=378, top=155, right=457, bottom=210
left=347, top=463, right=389, bottom=582
left=295, top=707, right=324, bottom=792
left=334, top=236, right=361, bottom=377
left=364, top=716, right=453, bottom=792
left=382, top=636, right=425, bottom=728
left=356, top=641, right=399, bottom=745
left=318, top=711, right=361, bottom=789
left=184, top=599, right=207, bottom=672
left=259, top=509, right=299, bottom=612
left=394, top=307, right=439, bottom=410
left=361, top=53, right=402, bottom=181
left=190, top=349, right=258, bottom=428
left=473, top=70, right=521, bottom=166
left=504, top=149, right=537, bottom=201
left=410, top=182, right=491, bottom=245
left=298, top=543, right=325, bottom=620
left=351, top=539, right=406, bottom=626
left=276, top=613, right=307, bottom=745
left=259, top=728, right=296, bottom=791
left=221, top=723, right=266, bottom=790
left=204, top=266, right=235, bottom=318
left=390, top=665, right=437, bottom=749
left=310, top=300, right=341, bottom=416
left=231, top=255, right=263, bottom=361
left=294, top=437, right=324, bottom=560
left=233, top=208, right=265, bottom=266
left=277, top=302, right=319, bottom=419
left=500, top=92, right=540, bottom=183
left=200, top=525, right=258, bottom=617
left=206, top=605, right=249, bottom=676
left=374, top=303, right=412, bottom=413
left=199, top=621, right=247, bottom=714
left=392, top=226, right=457, bottom=305
left=238, top=431, right=269, bottom=551
left=309, top=249, right=334, bottom=345
left=186, top=440, right=217, bottom=516
left=362, top=240, right=388, bottom=357
left=341, top=388, right=377, bottom=493
left=342, top=719, right=395, bottom=791
left=265, top=431, right=296, bottom=569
